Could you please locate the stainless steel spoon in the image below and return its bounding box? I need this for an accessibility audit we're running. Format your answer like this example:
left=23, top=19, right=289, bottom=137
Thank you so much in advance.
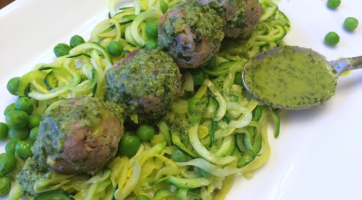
left=241, top=46, right=362, bottom=110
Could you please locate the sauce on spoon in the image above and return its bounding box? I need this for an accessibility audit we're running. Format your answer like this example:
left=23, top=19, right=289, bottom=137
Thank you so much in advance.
left=243, top=46, right=337, bottom=109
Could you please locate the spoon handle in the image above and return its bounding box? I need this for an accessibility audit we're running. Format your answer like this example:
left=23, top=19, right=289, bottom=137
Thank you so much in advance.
left=331, top=56, right=362, bottom=77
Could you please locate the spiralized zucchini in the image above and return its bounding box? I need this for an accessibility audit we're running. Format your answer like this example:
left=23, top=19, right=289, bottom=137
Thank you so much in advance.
left=8, top=0, right=288, bottom=199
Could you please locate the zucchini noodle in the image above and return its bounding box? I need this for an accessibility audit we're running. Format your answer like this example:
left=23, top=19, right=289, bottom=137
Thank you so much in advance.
left=202, top=80, right=227, bottom=121
left=8, top=0, right=288, bottom=199
left=227, top=102, right=252, bottom=128
left=189, top=124, right=236, bottom=165
left=115, top=161, right=141, bottom=200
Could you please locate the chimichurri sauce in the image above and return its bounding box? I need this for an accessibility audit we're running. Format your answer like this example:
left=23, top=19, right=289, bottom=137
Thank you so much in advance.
left=243, top=46, right=337, bottom=108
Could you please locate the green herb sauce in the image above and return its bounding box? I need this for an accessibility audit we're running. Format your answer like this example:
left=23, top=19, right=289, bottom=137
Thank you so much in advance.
left=244, top=46, right=337, bottom=108
left=105, top=49, right=183, bottom=123
left=17, top=158, right=44, bottom=196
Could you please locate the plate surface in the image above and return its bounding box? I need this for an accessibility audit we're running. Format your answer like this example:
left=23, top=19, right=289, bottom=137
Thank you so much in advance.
left=0, top=0, right=361, bottom=199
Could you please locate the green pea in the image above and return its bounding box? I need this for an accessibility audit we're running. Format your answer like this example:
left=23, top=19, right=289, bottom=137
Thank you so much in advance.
left=144, top=40, right=158, bottom=49
left=324, top=32, right=340, bottom=46
left=5, top=139, right=19, bottom=154
left=15, top=96, right=34, bottom=114
left=136, top=124, right=155, bottom=141
left=108, top=41, right=124, bottom=57
left=70, top=35, right=85, bottom=48
left=136, top=195, right=150, bottom=200
left=145, top=22, right=158, bottom=39
left=188, top=98, right=201, bottom=113
left=9, top=127, right=29, bottom=140
left=0, top=123, right=9, bottom=141
left=344, top=17, right=358, bottom=31
left=7, top=77, right=20, bottom=95
left=4, top=103, right=16, bottom=116
left=171, top=148, right=188, bottom=162
left=0, top=153, right=17, bottom=176
left=28, top=115, right=42, bottom=129
left=16, top=141, right=32, bottom=156
left=118, top=132, right=141, bottom=157
left=204, top=56, right=217, bottom=70
left=160, top=1, right=169, bottom=13
left=17, top=95, right=25, bottom=101
left=54, top=43, right=71, bottom=57
left=16, top=141, right=33, bottom=159
left=190, top=69, right=204, bottom=86
left=199, top=168, right=212, bottom=177
left=0, top=177, right=11, bottom=196
left=5, top=110, right=29, bottom=128
left=327, top=0, right=341, bottom=9
left=234, top=72, right=243, bottom=86
left=30, top=127, right=39, bottom=142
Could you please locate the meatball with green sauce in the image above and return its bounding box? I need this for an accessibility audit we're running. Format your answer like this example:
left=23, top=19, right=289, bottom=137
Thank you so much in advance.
left=32, top=96, right=124, bottom=174
left=105, top=49, right=184, bottom=124
left=194, top=0, right=264, bottom=38
left=158, top=1, right=224, bottom=68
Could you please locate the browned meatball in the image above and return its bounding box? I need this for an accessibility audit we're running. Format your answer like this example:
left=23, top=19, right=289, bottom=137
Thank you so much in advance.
left=32, top=96, right=124, bottom=174
left=194, top=0, right=264, bottom=38
left=105, top=49, right=184, bottom=124
left=158, top=1, right=224, bottom=68
left=113, top=49, right=140, bottom=67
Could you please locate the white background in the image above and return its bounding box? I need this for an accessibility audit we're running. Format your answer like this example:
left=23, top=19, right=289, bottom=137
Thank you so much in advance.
left=0, top=0, right=361, bottom=199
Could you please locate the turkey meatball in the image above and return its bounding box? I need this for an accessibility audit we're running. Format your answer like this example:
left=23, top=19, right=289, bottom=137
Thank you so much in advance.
left=32, top=96, right=124, bottom=175
left=105, top=49, right=184, bottom=124
left=158, top=1, right=224, bottom=68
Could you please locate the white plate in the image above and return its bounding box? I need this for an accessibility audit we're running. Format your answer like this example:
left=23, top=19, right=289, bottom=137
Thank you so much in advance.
left=1, top=0, right=362, bottom=199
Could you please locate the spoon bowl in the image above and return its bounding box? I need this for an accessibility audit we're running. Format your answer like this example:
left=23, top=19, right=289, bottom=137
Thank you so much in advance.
left=242, top=46, right=362, bottom=110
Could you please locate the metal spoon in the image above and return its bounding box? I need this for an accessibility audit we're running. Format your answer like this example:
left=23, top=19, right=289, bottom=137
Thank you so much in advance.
left=241, top=46, right=362, bottom=110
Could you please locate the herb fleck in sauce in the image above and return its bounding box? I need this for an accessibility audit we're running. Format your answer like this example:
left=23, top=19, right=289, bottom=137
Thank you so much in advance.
left=244, top=46, right=337, bottom=108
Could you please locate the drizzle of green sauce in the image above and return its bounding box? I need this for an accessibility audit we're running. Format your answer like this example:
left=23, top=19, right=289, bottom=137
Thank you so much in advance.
left=340, top=70, right=351, bottom=76
left=244, top=46, right=337, bottom=109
